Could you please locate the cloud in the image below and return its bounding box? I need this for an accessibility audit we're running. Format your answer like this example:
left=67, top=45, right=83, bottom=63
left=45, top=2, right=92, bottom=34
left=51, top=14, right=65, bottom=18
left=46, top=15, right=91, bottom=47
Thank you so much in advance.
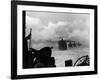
left=26, top=14, right=90, bottom=46
left=26, top=15, right=46, bottom=40
left=68, top=30, right=89, bottom=46
left=40, top=21, right=69, bottom=41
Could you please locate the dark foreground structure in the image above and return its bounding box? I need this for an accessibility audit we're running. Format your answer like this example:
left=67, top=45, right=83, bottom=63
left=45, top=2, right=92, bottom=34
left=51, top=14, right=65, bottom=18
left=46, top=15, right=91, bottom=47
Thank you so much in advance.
left=65, top=59, right=72, bottom=67
left=23, top=47, right=56, bottom=68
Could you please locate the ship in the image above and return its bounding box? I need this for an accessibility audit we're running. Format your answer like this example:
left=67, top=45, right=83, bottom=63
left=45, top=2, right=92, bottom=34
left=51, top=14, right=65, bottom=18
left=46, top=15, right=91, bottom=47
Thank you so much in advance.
left=58, top=38, right=81, bottom=50
left=58, top=38, right=67, bottom=50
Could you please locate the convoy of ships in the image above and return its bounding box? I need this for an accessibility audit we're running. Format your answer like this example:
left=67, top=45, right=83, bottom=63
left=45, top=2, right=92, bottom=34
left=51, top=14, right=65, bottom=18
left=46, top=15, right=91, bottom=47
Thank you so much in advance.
left=58, top=38, right=81, bottom=50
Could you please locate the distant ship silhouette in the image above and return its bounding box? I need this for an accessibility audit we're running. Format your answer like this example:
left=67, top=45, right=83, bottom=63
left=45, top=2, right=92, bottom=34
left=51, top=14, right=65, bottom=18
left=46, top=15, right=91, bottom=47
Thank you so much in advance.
left=58, top=38, right=81, bottom=50
left=58, top=38, right=67, bottom=50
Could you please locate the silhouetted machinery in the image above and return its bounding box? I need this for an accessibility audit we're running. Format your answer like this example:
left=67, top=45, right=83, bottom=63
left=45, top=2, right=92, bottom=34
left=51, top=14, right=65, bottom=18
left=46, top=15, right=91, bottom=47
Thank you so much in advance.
left=23, top=28, right=56, bottom=68
left=73, top=55, right=90, bottom=66
left=65, top=55, right=89, bottom=67
left=65, top=59, right=72, bottom=67
left=23, top=47, right=56, bottom=68
left=32, top=47, right=56, bottom=68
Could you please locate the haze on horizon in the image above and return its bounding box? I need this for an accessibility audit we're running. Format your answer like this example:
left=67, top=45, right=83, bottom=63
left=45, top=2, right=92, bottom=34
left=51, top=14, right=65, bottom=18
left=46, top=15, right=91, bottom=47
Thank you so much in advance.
left=25, top=11, right=90, bottom=47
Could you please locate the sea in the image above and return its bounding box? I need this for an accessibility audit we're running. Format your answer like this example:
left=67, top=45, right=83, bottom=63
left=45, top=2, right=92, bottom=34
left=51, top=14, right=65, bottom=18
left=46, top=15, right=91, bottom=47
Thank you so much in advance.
left=30, top=41, right=89, bottom=67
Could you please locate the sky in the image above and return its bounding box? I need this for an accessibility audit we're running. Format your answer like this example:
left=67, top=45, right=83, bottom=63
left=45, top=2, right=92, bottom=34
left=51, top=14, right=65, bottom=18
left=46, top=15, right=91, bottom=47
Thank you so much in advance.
left=25, top=11, right=90, bottom=46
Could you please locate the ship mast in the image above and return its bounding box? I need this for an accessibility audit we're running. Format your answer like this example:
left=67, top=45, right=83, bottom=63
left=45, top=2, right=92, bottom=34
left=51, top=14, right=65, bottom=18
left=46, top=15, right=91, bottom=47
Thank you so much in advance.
left=29, top=28, right=32, bottom=49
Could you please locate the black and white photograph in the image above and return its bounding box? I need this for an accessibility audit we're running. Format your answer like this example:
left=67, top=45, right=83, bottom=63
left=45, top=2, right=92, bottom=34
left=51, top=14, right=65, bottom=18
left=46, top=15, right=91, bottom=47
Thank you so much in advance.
left=11, top=1, right=97, bottom=79
left=23, top=11, right=90, bottom=68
